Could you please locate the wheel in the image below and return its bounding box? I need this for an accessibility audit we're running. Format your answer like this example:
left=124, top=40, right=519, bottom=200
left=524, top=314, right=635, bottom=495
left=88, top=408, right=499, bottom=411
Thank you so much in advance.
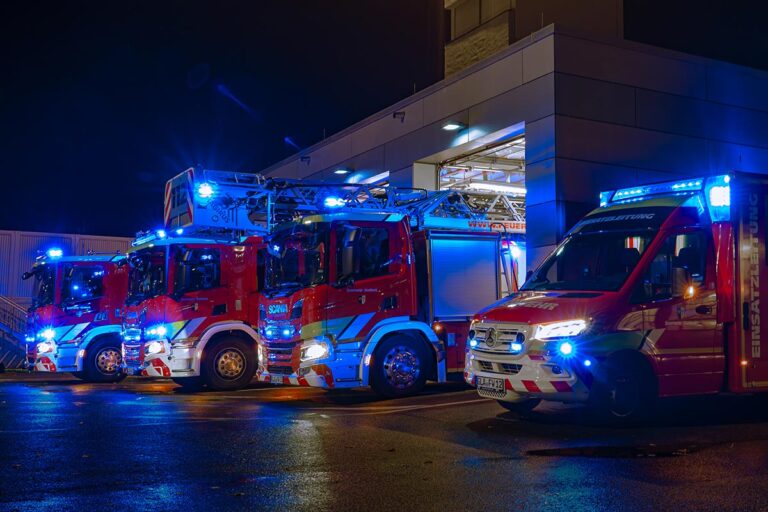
left=201, top=336, right=257, bottom=391
left=370, top=335, right=431, bottom=398
left=497, top=398, right=541, bottom=414
left=172, top=377, right=205, bottom=391
left=590, top=355, right=656, bottom=424
left=82, top=338, right=126, bottom=383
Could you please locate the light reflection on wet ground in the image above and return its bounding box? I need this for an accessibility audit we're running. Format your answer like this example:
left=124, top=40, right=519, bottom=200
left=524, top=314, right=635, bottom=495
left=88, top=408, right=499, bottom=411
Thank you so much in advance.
left=2, top=374, right=768, bottom=511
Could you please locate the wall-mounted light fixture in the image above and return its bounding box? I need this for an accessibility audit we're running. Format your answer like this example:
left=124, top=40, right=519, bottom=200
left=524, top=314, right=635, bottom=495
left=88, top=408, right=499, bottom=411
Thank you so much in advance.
left=442, top=121, right=466, bottom=131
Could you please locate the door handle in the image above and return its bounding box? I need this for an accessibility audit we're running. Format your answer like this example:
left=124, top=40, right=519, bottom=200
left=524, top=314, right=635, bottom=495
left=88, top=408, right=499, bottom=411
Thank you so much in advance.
left=695, top=305, right=712, bottom=315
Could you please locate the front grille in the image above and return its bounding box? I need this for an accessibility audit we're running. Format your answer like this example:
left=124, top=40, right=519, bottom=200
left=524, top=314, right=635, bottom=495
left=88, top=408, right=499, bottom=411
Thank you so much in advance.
left=500, top=363, right=523, bottom=375
left=123, top=343, right=143, bottom=365
left=477, top=387, right=507, bottom=399
left=472, top=323, right=527, bottom=353
left=478, top=361, right=494, bottom=372
left=267, top=365, right=293, bottom=375
left=474, top=360, right=523, bottom=375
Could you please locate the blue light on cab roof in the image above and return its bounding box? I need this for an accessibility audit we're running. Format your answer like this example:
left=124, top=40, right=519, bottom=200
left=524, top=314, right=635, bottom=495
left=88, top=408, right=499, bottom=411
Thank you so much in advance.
left=705, top=174, right=731, bottom=222
left=46, top=248, right=63, bottom=258
left=608, top=178, right=704, bottom=204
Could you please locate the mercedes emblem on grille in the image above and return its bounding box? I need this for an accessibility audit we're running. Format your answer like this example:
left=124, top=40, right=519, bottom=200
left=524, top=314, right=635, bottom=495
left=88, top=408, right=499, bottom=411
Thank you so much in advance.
left=485, top=328, right=497, bottom=348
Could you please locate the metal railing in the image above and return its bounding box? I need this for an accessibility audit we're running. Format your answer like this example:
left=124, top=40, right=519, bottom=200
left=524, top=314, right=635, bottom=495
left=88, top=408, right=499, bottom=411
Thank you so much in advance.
left=0, top=295, right=28, bottom=369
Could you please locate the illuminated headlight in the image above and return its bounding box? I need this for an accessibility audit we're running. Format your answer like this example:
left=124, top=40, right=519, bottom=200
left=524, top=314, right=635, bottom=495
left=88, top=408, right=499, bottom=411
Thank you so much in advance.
left=534, top=319, right=586, bottom=340
left=39, top=328, right=56, bottom=341
left=36, top=341, right=54, bottom=354
left=301, top=342, right=329, bottom=362
left=145, top=341, right=165, bottom=355
left=257, top=346, right=265, bottom=363
left=144, top=325, right=168, bottom=339
left=557, top=341, right=574, bottom=357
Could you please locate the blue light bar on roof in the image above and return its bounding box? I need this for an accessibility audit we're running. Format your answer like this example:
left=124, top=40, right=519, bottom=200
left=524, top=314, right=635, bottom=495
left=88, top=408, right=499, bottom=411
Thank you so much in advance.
left=704, top=174, right=731, bottom=222
left=609, top=178, right=703, bottom=203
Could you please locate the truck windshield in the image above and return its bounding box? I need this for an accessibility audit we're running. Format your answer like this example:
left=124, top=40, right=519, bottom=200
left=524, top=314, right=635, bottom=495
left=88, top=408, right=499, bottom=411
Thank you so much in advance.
left=265, top=223, right=329, bottom=294
left=127, top=248, right=167, bottom=305
left=28, top=265, right=56, bottom=309
left=61, top=265, right=105, bottom=304
left=522, top=231, right=655, bottom=292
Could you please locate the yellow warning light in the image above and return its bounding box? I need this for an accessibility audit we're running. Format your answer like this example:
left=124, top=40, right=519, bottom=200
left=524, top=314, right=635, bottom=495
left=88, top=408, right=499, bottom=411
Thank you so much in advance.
left=685, top=285, right=695, bottom=299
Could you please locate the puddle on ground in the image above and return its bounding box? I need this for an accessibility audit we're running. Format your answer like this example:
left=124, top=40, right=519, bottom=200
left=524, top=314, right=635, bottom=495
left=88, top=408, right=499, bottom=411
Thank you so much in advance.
left=526, top=444, right=700, bottom=458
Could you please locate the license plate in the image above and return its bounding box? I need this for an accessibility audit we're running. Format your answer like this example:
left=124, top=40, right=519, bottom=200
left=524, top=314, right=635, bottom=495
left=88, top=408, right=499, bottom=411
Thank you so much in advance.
left=477, top=376, right=504, bottom=393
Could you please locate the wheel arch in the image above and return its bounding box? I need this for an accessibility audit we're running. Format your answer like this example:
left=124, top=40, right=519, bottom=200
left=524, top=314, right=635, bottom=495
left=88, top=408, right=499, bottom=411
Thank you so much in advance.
left=359, top=319, right=443, bottom=385
left=193, top=322, right=259, bottom=374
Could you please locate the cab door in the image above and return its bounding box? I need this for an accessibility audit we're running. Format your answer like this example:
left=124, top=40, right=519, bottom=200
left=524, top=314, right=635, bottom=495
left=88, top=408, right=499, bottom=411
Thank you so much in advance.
left=639, top=229, right=720, bottom=396
left=325, top=221, right=410, bottom=346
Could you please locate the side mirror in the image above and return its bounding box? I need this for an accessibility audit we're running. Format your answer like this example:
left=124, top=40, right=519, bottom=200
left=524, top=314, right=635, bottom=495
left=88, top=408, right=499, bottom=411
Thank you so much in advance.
left=671, top=267, right=691, bottom=298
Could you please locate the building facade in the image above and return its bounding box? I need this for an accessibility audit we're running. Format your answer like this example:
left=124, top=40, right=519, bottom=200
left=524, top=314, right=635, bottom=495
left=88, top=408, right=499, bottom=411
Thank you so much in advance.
left=259, top=16, right=768, bottom=268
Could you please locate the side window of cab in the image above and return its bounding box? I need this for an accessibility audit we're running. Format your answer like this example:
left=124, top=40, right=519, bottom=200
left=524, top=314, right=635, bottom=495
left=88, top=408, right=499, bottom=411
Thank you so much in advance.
left=636, top=231, right=707, bottom=302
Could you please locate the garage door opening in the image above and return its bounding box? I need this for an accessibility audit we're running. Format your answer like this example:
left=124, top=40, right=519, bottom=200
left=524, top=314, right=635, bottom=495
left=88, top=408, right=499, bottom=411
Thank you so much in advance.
left=438, top=134, right=526, bottom=295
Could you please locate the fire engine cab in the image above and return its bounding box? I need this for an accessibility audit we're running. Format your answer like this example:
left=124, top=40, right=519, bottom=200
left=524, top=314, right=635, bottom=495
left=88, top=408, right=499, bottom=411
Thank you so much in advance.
left=22, top=249, right=128, bottom=382
left=253, top=182, right=525, bottom=397
left=468, top=172, right=768, bottom=421
left=121, top=169, right=267, bottom=390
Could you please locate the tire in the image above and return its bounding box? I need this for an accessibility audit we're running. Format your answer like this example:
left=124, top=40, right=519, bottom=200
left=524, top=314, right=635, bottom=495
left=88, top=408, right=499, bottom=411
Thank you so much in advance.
left=82, top=338, right=126, bottom=383
left=589, top=355, right=656, bottom=424
left=201, top=336, right=257, bottom=391
left=370, top=335, right=432, bottom=398
left=497, top=398, right=541, bottom=414
left=172, top=377, right=205, bottom=392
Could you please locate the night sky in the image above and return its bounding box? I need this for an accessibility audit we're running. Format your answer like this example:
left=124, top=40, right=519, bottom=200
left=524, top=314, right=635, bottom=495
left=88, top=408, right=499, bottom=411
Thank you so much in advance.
left=3, top=1, right=767, bottom=237
left=1, top=1, right=443, bottom=236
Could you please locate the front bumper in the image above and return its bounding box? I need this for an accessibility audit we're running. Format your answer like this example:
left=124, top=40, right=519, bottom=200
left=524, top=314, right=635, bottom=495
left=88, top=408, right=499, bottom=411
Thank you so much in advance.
left=123, top=340, right=200, bottom=378
left=468, top=349, right=590, bottom=403
left=256, top=340, right=363, bottom=389
left=33, top=342, right=83, bottom=373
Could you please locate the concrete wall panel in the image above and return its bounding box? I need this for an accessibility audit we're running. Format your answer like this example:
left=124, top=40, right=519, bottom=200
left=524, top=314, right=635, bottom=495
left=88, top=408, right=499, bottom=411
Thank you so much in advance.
left=555, top=73, right=635, bottom=127
left=556, top=34, right=707, bottom=98
left=707, top=66, right=768, bottom=113
left=555, top=115, right=707, bottom=174
left=522, top=36, right=554, bottom=83
left=636, top=89, right=768, bottom=148
left=468, top=73, right=555, bottom=134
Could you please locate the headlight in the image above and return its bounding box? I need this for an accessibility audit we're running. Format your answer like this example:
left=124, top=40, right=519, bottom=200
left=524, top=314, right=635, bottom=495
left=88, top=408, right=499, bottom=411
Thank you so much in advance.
left=36, top=341, right=54, bottom=354
left=301, top=342, right=329, bottom=362
left=145, top=341, right=165, bottom=355
left=38, top=328, right=56, bottom=341
left=534, top=319, right=586, bottom=340
left=144, top=325, right=168, bottom=339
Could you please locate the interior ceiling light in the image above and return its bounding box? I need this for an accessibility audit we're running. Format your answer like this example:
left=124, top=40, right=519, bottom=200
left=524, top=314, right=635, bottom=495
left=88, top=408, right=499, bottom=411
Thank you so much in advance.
left=467, top=181, right=527, bottom=195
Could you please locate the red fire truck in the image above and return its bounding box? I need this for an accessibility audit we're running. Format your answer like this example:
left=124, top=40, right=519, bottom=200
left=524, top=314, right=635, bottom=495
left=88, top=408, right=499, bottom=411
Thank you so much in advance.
left=22, top=250, right=128, bottom=382
left=121, top=170, right=268, bottom=390
left=467, top=172, right=768, bottom=421
left=253, top=182, right=526, bottom=397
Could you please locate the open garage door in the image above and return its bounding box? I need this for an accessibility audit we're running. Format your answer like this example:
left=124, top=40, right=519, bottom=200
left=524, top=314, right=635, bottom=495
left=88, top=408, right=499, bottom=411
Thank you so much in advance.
left=437, top=134, right=526, bottom=294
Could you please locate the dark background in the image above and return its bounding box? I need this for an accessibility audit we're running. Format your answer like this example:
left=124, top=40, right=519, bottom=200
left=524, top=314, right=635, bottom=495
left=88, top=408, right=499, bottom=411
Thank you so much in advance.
left=2, top=0, right=767, bottom=236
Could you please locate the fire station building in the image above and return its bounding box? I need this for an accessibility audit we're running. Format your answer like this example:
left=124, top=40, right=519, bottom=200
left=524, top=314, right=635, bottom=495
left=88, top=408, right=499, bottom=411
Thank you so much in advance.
left=260, top=2, right=768, bottom=269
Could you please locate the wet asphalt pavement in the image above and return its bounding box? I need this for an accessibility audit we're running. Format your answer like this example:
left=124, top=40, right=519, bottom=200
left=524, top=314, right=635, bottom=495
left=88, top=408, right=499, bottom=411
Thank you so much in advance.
left=2, top=374, right=768, bottom=511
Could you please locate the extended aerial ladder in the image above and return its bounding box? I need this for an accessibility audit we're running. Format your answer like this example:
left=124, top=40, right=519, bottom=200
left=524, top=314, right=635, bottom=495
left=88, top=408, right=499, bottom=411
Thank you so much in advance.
left=162, top=167, right=527, bottom=291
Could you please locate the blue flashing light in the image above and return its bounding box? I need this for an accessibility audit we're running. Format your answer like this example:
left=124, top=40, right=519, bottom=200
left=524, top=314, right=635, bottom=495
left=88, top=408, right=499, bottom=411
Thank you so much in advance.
left=156, top=229, right=166, bottom=239
left=599, top=191, right=612, bottom=207
left=510, top=245, right=521, bottom=260
left=583, top=359, right=592, bottom=367
left=324, top=196, right=345, bottom=208
left=196, top=182, right=214, bottom=199
left=175, top=228, right=184, bottom=235
left=469, top=339, right=478, bottom=348
left=510, top=342, right=523, bottom=353
left=272, top=244, right=280, bottom=253
left=705, top=175, right=732, bottom=222
left=557, top=341, right=574, bottom=357
left=46, top=248, right=63, bottom=259
left=609, top=178, right=703, bottom=204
